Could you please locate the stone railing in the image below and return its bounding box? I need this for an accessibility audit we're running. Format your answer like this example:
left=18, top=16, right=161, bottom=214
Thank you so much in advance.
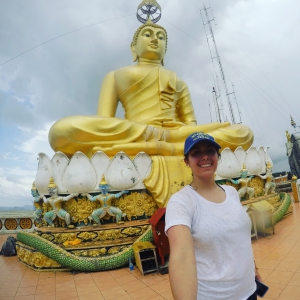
left=0, top=211, right=34, bottom=234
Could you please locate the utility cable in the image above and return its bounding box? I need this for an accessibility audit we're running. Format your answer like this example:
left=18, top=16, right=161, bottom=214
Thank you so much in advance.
left=0, top=14, right=134, bottom=67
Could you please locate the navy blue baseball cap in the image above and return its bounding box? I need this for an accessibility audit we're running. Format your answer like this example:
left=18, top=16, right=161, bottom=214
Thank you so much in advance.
left=184, top=132, right=221, bottom=155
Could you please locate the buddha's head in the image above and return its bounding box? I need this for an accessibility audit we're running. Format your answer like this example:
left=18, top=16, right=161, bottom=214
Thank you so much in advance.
left=131, top=20, right=168, bottom=65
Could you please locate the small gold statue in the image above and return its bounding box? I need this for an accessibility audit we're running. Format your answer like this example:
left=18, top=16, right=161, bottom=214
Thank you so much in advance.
left=31, top=182, right=43, bottom=227
left=286, top=130, right=291, bottom=142
left=82, top=175, right=129, bottom=226
left=228, top=164, right=255, bottom=200
left=43, top=177, right=78, bottom=228
left=258, top=162, right=276, bottom=195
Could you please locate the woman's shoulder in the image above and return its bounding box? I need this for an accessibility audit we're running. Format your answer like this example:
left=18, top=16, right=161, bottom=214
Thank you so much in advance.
left=170, top=185, right=193, bottom=199
left=165, top=186, right=196, bottom=228
left=221, top=184, right=240, bottom=202
left=167, top=185, right=195, bottom=206
left=220, top=184, right=239, bottom=195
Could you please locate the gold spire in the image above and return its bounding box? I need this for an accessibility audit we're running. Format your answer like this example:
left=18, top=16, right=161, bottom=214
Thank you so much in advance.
left=48, top=177, right=57, bottom=188
left=100, top=175, right=108, bottom=185
left=286, top=130, right=291, bottom=142
left=31, top=181, right=37, bottom=190
left=266, top=161, right=272, bottom=170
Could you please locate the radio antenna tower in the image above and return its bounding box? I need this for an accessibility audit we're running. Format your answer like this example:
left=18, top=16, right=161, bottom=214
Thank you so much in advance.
left=200, top=4, right=238, bottom=124
left=212, top=74, right=225, bottom=123
left=232, top=83, right=242, bottom=123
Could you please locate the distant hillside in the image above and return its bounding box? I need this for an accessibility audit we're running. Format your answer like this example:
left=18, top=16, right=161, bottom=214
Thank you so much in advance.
left=0, top=205, right=34, bottom=211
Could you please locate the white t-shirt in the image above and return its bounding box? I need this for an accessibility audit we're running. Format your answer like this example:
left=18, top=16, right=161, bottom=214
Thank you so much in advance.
left=165, top=185, right=256, bottom=300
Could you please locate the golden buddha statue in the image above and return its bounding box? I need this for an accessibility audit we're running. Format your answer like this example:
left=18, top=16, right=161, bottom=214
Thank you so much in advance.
left=48, top=2, right=254, bottom=207
left=48, top=19, right=253, bottom=158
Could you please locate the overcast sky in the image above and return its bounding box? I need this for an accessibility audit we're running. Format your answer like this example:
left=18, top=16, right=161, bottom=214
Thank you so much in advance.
left=1, top=0, right=299, bottom=207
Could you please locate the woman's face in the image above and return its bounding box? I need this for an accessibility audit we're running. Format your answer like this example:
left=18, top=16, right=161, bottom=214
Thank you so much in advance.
left=185, top=141, right=218, bottom=179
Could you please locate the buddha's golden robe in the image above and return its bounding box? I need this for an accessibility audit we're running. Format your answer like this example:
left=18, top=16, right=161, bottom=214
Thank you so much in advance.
left=49, top=66, right=253, bottom=158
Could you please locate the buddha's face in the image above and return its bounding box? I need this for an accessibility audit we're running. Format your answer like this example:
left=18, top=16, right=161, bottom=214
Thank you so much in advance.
left=133, top=26, right=166, bottom=61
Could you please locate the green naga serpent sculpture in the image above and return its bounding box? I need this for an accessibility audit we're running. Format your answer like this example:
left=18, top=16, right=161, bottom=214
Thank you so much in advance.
left=17, top=227, right=153, bottom=271
left=273, top=193, right=291, bottom=225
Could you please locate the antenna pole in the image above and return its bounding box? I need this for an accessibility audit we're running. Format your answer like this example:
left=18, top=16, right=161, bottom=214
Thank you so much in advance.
left=232, top=83, right=242, bottom=123
left=212, top=87, right=221, bottom=123
left=208, top=99, right=213, bottom=123
left=201, top=4, right=236, bottom=124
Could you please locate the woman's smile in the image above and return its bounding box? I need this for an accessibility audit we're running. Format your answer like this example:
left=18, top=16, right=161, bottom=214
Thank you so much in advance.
left=197, top=163, right=212, bottom=168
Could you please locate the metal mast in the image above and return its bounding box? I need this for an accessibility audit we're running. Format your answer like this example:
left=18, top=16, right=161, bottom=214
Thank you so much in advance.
left=200, top=4, right=236, bottom=124
left=212, top=87, right=221, bottom=123
left=232, top=83, right=242, bottom=123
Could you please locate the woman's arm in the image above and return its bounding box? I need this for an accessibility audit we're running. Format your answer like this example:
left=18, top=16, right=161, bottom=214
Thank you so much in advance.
left=254, top=261, right=262, bottom=282
left=167, top=225, right=197, bottom=300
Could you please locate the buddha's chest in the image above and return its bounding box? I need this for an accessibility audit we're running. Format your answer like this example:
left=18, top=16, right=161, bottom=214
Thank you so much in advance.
left=114, top=66, right=174, bottom=96
left=115, top=69, right=147, bottom=93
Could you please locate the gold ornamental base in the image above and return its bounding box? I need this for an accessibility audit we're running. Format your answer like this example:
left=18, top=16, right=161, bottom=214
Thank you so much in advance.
left=17, top=219, right=152, bottom=271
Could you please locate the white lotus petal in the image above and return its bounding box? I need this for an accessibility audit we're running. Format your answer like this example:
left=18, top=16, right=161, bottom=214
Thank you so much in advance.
left=91, top=151, right=111, bottom=189
left=51, top=151, right=69, bottom=193
left=133, top=152, right=152, bottom=179
left=106, top=152, right=140, bottom=189
left=217, top=148, right=241, bottom=178
left=35, top=153, right=53, bottom=196
left=215, top=173, right=225, bottom=181
left=258, top=146, right=266, bottom=174
left=264, top=147, right=273, bottom=168
left=245, top=147, right=263, bottom=175
left=234, top=146, right=246, bottom=170
left=63, top=152, right=97, bottom=193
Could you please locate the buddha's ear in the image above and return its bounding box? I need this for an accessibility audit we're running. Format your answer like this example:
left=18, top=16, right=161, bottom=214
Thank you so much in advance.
left=161, top=59, right=164, bottom=66
left=130, top=43, right=138, bottom=62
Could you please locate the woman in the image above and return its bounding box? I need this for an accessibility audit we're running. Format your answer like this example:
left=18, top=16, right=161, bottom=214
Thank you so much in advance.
left=165, top=132, right=261, bottom=300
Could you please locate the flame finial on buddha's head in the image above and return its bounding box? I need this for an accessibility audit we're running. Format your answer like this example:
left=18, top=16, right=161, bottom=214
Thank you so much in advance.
left=137, top=0, right=161, bottom=24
